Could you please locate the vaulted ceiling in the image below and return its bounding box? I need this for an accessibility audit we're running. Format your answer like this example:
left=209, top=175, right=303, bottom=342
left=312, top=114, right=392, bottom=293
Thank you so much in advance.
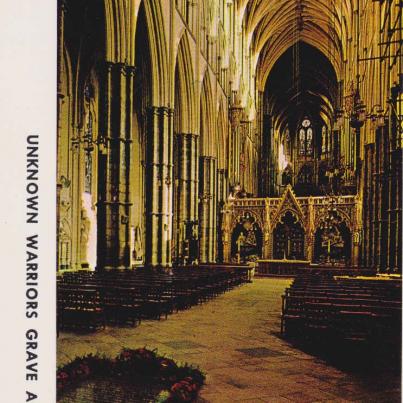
left=239, top=0, right=353, bottom=132
left=239, top=0, right=353, bottom=89
left=265, top=42, right=338, bottom=133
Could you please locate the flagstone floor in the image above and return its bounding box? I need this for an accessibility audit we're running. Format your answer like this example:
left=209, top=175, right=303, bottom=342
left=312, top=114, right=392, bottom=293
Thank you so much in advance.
left=58, top=278, right=401, bottom=402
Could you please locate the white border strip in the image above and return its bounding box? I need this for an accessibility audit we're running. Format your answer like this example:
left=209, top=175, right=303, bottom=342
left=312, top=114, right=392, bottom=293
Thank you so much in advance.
left=0, top=0, right=56, bottom=401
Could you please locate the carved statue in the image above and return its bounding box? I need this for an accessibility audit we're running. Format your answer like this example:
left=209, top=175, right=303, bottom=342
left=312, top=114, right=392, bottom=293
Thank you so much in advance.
left=80, top=208, right=91, bottom=264
left=245, top=228, right=257, bottom=246
left=133, top=225, right=143, bottom=261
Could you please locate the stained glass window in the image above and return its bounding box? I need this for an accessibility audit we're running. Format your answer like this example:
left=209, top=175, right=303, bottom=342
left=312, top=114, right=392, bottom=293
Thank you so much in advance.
left=299, top=129, right=305, bottom=155
left=306, top=128, right=313, bottom=155
left=298, top=118, right=313, bottom=156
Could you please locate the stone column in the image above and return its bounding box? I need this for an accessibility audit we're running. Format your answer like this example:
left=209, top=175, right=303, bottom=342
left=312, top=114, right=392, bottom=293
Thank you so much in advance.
left=362, top=144, right=373, bottom=267
left=229, top=105, right=243, bottom=185
left=144, top=107, right=174, bottom=268
left=387, top=101, right=400, bottom=272
left=261, top=113, right=271, bottom=196
left=199, top=156, right=217, bottom=262
left=396, top=147, right=402, bottom=272
left=240, top=120, right=252, bottom=191
left=222, top=202, right=232, bottom=262
left=97, top=62, right=134, bottom=270
left=371, top=127, right=381, bottom=271
left=368, top=144, right=375, bottom=268
left=379, top=125, right=389, bottom=272
left=209, top=157, right=217, bottom=261
left=175, top=133, right=199, bottom=261
left=71, top=129, right=82, bottom=270
left=216, top=168, right=227, bottom=262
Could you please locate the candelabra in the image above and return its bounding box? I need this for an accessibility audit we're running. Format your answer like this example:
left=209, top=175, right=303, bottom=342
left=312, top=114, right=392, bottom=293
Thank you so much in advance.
left=349, top=90, right=366, bottom=129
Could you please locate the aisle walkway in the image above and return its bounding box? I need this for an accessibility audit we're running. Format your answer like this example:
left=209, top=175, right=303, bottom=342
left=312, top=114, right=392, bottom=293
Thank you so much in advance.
left=58, top=278, right=400, bottom=402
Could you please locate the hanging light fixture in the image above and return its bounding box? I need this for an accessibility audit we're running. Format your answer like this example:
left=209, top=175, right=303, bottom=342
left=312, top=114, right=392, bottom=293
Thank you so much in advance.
left=72, top=82, right=106, bottom=154
left=349, top=88, right=367, bottom=129
left=350, top=1, right=366, bottom=130
left=293, top=0, right=303, bottom=108
left=367, top=104, right=386, bottom=128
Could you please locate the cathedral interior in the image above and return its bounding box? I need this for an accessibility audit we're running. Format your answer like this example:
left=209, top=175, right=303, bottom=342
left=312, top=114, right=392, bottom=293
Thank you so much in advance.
left=57, top=0, right=402, bottom=401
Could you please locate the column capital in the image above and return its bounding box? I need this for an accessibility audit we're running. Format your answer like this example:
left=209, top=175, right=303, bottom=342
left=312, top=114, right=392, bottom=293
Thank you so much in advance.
left=148, top=106, right=175, bottom=117
left=125, top=65, right=136, bottom=76
left=98, top=61, right=136, bottom=76
left=230, top=105, right=244, bottom=129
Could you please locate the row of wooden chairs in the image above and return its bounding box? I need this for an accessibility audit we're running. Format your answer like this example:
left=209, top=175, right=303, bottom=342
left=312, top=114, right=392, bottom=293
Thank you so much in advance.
left=57, top=267, right=249, bottom=332
left=281, top=274, right=402, bottom=346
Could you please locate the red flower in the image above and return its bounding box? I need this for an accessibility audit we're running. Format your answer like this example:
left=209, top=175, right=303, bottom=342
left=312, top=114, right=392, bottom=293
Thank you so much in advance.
left=57, top=371, right=69, bottom=380
left=56, top=348, right=205, bottom=401
left=170, top=380, right=196, bottom=401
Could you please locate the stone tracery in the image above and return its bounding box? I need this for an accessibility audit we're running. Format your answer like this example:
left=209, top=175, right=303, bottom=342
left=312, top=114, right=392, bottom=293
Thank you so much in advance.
left=222, top=186, right=361, bottom=265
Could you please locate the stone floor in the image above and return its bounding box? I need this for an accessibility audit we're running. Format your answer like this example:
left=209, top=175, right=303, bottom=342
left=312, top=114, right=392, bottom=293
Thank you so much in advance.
left=58, top=278, right=401, bottom=402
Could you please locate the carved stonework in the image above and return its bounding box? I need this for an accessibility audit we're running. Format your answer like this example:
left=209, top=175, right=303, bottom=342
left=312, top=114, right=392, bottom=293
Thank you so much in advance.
left=230, top=105, right=243, bottom=130
left=133, top=225, right=144, bottom=261
left=58, top=218, right=71, bottom=270
left=222, top=186, right=361, bottom=264
left=271, top=185, right=306, bottom=230
left=80, top=207, right=91, bottom=264
left=312, top=197, right=356, bottom=232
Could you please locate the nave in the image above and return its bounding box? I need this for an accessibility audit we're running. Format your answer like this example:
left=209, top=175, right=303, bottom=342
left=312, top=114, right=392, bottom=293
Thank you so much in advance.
left=57, top=0, right=402, bottom=272
left=58, top=278, right=400, bottom=402
left=56, top=0, right=402, bottom=400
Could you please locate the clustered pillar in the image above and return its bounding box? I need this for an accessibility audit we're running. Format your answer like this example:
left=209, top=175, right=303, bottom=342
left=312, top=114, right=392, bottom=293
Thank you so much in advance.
left=216, top=168, right=228, bottom=262
left=387, top=90, right=402, bottom=272
left=362, top=91, right=402, bottom=273
left=199, top=156, right=217, bottom=263
left=229, top=105, right=243, bottom=185
left=174, top=133, right=199, bottom=261
left=97, top=62, right=134, bottom=270
left=145, top=107, right=174, bottom=268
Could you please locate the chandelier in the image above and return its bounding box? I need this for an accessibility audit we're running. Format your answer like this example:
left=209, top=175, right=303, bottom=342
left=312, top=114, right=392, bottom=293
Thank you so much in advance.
left=349, top=88, right=366, bottom=129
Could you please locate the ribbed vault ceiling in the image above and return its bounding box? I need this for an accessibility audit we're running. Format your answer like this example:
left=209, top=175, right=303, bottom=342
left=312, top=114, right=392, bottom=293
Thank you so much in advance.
left=240, top=0, right=351, bottom=132
left=240, top=0, right=353, bottom=88
left=265, top=42, right=338, bottom=133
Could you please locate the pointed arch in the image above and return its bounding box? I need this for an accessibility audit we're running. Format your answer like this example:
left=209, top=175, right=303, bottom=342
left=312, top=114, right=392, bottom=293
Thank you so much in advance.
left=216, top=98, right=228, bottom=170
left=60, top=45, right=72, bottom=99
left=200, top=69, right=216, bottom=157
left=104, top=0, right=168, bottom=99
left=142, top=0, right=169, bottom=106
left=174, top=31, right=196, bottom=134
